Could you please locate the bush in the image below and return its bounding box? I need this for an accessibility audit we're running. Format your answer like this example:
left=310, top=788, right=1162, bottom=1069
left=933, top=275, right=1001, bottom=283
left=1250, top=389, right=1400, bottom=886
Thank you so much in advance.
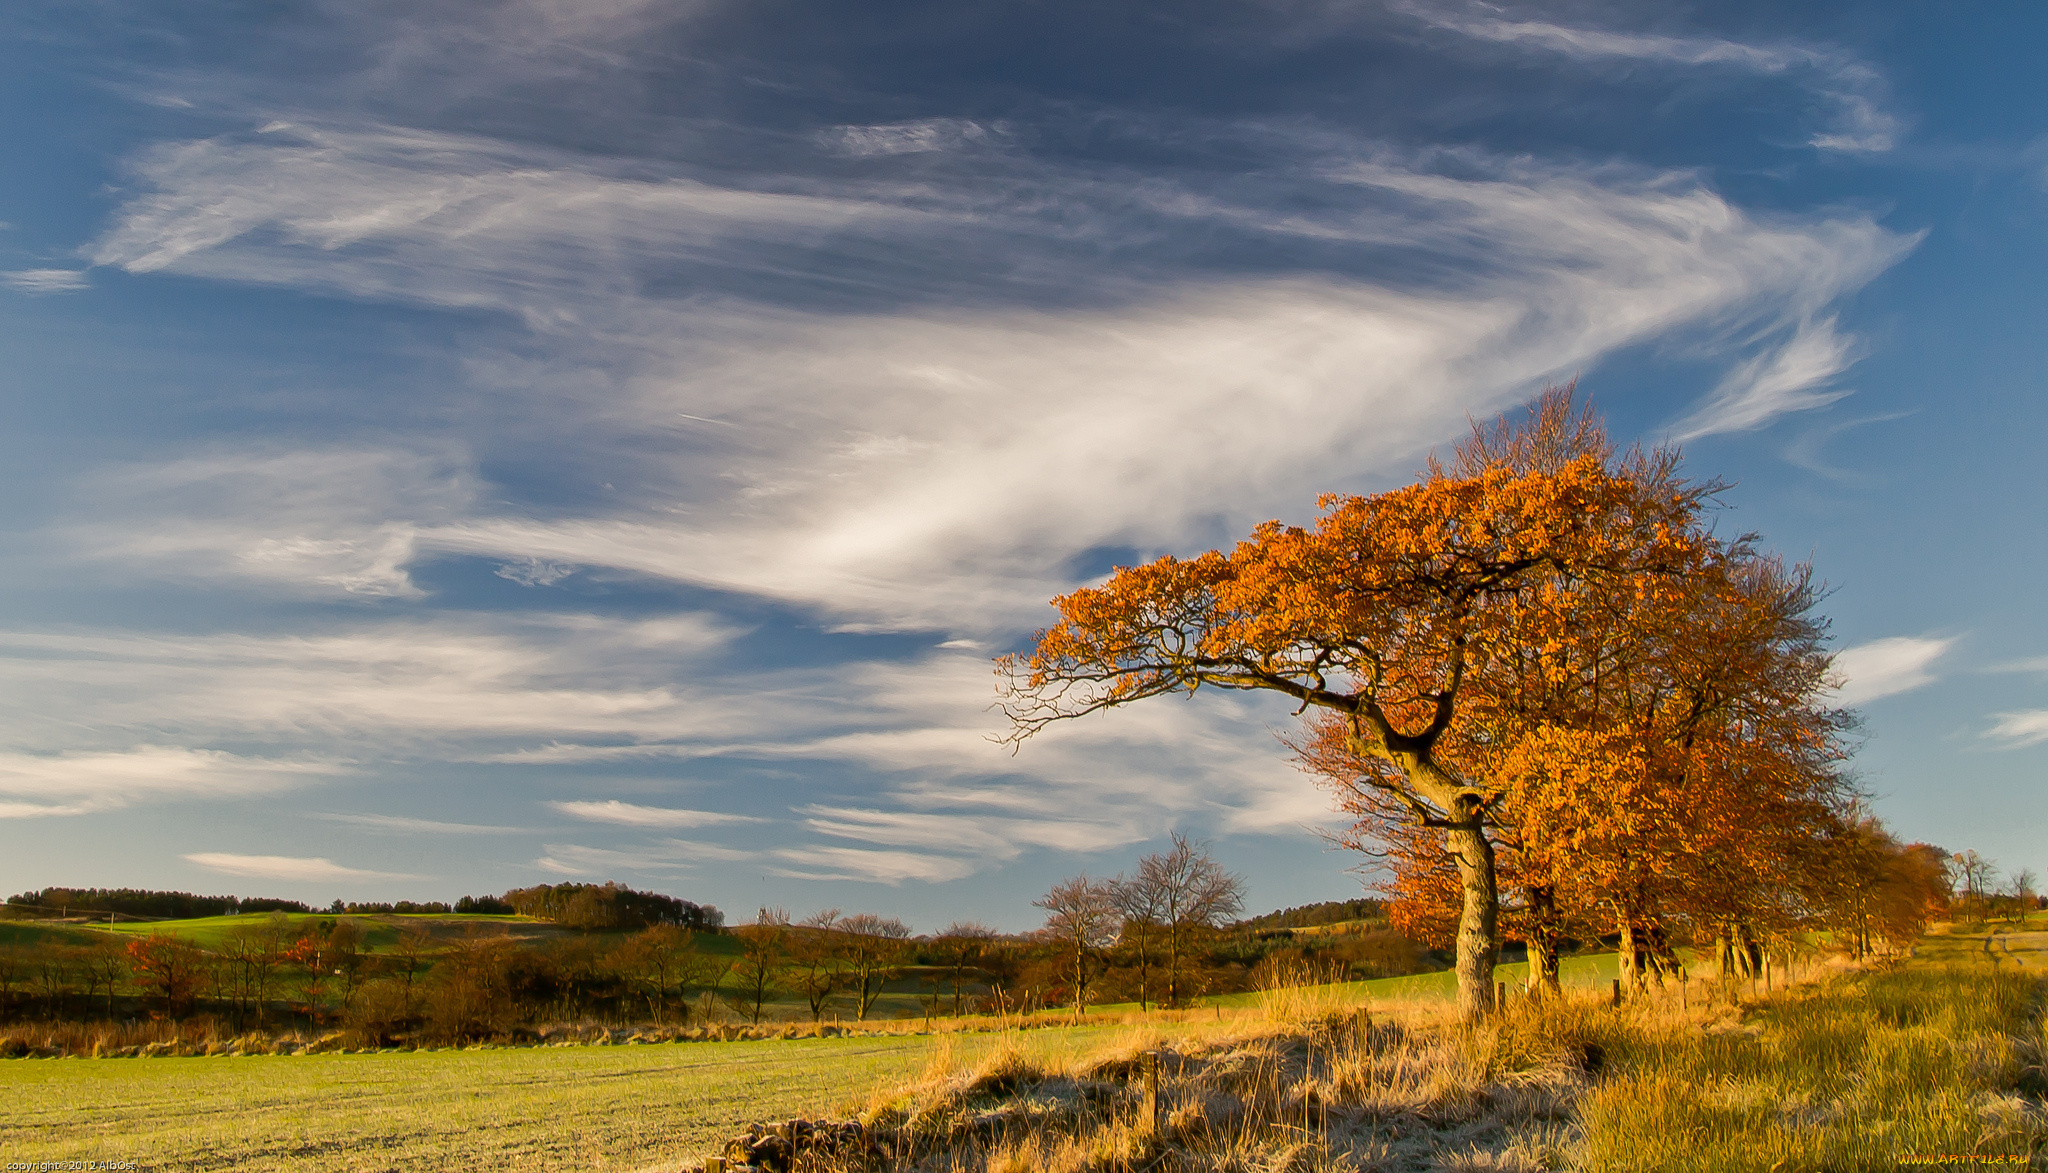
left=344, top=979, right=420, bottom=1049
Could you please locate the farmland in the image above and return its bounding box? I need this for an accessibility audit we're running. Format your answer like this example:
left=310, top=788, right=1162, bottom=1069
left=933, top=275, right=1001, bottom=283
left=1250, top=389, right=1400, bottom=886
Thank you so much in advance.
left=7, top=919, right=2041, bottom=1171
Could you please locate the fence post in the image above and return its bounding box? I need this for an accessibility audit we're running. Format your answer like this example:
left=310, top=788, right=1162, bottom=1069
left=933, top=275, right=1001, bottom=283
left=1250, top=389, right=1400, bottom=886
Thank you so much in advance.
left=1496, top=982, right=1506, bottom=1012
left=1141, top=1050, right=1160, bottom=1134
left=1610, top=979, right=1621, bottom=1007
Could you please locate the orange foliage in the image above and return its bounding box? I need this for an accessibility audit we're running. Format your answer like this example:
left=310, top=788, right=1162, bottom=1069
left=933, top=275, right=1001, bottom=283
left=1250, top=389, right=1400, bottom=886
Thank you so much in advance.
left=1002, top=386, right=1724, bottom=1018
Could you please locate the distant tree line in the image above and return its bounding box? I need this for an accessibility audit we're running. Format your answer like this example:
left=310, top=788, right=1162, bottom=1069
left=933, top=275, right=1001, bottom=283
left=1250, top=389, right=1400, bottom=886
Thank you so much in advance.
left=328, top=900, right=454, bottom=915
left=500, top=883, right=723, bottom=932
left=5, top=889, right=311, bottom=920
left=1235, top=900, right=1385, bottom=933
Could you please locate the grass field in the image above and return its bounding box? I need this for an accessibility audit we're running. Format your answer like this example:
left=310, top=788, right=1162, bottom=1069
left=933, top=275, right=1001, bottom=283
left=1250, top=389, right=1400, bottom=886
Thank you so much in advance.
left=3, top=1034, right=939, bottom=1171
left=6, top=918, right=2043, bottom=1171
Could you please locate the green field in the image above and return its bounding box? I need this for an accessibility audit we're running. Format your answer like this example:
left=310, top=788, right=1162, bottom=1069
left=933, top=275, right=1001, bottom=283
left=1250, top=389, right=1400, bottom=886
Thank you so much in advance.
left=2, top=1034, right=938, bottom=1171
left=0, top=1018, right=1175, bottom=1171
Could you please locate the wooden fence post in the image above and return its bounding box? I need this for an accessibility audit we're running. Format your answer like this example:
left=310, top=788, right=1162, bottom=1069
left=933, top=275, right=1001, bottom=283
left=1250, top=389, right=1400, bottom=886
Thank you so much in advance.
left=1496, top=982, right=1507, bottom=1012
left=1610, top=978, right=1621, bottom=1007
left=1141, top=1050, right=1160, bottom=1134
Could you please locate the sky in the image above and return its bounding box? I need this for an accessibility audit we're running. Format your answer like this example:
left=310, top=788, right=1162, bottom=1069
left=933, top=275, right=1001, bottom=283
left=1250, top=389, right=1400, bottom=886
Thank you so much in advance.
left=0, top=0, right=2042, bottom=932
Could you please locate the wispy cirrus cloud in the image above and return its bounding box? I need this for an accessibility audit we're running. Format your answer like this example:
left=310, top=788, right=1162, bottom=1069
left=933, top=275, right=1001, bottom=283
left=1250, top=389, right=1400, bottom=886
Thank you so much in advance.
left=1984, top=712, right=2048, bottom=749
left=763, top=846, right=978, bottom=886
left=535, top=838, right=752, bottom=875
left=0, top=616, right=740, bottom=756
left=0, top=746, right=341, bottom=819
left=319, top=812, right=527, bottom=835
left=72, top=123, right=1909, bottom=630
left=1826, top=635, right=1958, bottom=706
left=1391, top=1, right=1901, bottom=153
left=1671, top=316, right=1868, bottom=441
left=183, top=852, right=422, bottom=882
left=550, top=800, right=767, bottom=828
left=1, top=269, right=90, bottom=293
left=825, top=119, right=999, bottom=158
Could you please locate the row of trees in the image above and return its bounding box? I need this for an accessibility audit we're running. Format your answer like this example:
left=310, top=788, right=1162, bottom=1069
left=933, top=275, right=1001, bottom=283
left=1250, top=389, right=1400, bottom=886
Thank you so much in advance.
left=1949, top=850, right=2041, bottom=925
left=5, top=888, right=310, bottom=920
left=1003, top=389, right=1953, bottom=1019
left=0, top=918, right=730, bottom=1040
left=1036, top=833, right=1247, bottom=1016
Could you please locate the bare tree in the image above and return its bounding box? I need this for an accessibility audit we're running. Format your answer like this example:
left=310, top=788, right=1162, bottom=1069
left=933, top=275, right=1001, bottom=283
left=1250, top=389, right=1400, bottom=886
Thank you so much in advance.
left=1108, top=876, right=1167, bottom=1011
left=1035, top=876, right=1119, bottom=1019
left=2004, top=869, right=2039, bottom=924
left=610, top=924, right=705, bottom=1023
left=1126, top=833, right=1245, bottom=1007
left=728, top=919, right=789, bottom=1024
left=1953, top=851, right=1998, bottom=924
left=787, top=918, right=849, bottom=1022
left=833, top=913, right=912, bottom=1021
left=934, top=922, right=998, bottom=1017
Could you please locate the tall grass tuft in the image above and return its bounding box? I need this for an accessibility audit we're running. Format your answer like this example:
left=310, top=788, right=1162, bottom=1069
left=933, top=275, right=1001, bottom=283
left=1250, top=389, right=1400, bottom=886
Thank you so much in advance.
left=1579, top=962, right=2046, bottom=1171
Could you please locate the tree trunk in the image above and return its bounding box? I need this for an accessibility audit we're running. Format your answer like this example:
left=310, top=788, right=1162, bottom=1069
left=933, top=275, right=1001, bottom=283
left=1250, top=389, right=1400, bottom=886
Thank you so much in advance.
left=1525, top=885, right=1563, bottom=995
left=1447, top=818, right=1499, bottom=1021
left=1617, top=914, right=1642, bottom=996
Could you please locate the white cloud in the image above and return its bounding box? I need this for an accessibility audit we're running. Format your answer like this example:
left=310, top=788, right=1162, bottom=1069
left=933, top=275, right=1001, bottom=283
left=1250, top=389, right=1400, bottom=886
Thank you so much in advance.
left=1671, top=316, right=1864, bottom=440
left=1393, top=2, right=1900, bottom=153
left=800, top=805, right=1137, bottom=858
left=1826, top=636, right=1957, bottom=706
left=2, top=269, right=90, bottom=293
left=183, top=853, right=423, bottom=882
left=0, top=616, right=740, bottom=756
left=826, top=119, right=997, bottom=157
left=764, top=845, right=979, bottom=885
left=1984, top=711, right=2048, bottom=750
left=495, top=558, right=576, bottom=587
left=535, top=838, right=753, bottom=875
left=65, top=447, right=475, bottom=598
left=319, top=812, right=527, bottom=834
left=74, top=130, right=1907, bottom=629
left=0, top=746, right=340, bottom=819
left=550, top=800, right=766, bottom=828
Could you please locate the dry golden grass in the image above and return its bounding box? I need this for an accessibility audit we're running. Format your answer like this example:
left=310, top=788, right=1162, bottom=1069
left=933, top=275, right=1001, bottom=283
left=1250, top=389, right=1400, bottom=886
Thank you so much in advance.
left=757, top=926, right=2047, bottom=1173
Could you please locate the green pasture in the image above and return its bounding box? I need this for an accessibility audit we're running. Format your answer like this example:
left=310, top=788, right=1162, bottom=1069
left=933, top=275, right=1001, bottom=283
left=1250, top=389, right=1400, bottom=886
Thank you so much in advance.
left=90, top=912, right=565, bottom=950
left=0, top=1024, right=1141, bottom=1171
left=1171, top=948, right=1623, bottom=1012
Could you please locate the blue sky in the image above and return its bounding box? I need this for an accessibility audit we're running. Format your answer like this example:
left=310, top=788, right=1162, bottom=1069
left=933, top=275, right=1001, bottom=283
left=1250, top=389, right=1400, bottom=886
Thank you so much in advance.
left=0, top=1, right=2042, bottom=931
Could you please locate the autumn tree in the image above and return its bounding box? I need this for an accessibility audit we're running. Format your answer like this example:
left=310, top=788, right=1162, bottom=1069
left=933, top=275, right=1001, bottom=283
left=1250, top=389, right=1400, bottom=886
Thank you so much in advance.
left=1286, top=391, right=1863, bottom=1000
left=1035, top=876, right=1118, bottom=1018
left=1811, top=820, right=1951, bottom=957
left=1004, top=388, right=1709, bottom=1020
left=127, top=932, right=205, bottom=1014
